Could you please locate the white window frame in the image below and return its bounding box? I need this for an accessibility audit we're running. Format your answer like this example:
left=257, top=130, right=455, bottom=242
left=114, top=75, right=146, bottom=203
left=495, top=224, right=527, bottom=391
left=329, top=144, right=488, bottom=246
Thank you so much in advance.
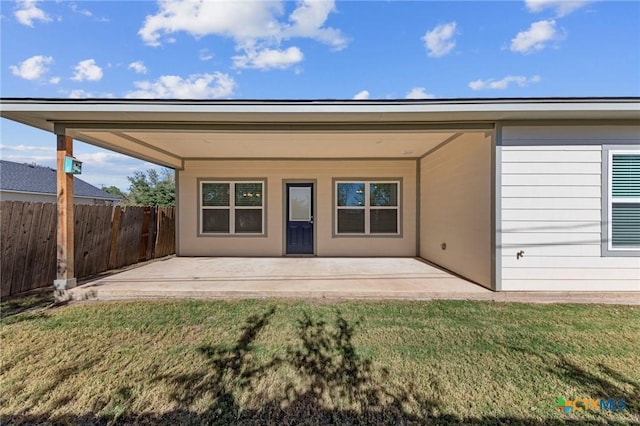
left=334, top=180, right=400, bottom=236
left=602, top=147, right=640, bottom=256
left=200, top=180, right=265, bottom=235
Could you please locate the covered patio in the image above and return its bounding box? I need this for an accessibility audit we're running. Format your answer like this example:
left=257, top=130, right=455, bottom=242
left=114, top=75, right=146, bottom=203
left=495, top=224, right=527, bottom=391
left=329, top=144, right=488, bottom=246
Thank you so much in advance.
left=2, top=98, right=498, bottom=295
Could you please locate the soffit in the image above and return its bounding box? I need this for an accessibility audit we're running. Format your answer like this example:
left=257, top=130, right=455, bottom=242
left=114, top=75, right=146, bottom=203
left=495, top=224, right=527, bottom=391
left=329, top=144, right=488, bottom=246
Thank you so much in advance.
left=77, top=130, right=460, bottom=159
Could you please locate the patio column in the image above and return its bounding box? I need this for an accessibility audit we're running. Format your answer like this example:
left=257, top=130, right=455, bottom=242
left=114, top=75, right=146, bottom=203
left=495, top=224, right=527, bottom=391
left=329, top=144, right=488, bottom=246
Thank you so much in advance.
left=54, top=134, right=76, bottom=296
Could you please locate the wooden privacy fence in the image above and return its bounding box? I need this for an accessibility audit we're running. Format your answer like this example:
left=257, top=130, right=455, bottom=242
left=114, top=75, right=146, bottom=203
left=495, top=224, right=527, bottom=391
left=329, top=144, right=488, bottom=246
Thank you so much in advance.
left=1, top=202, right=175, bottom=298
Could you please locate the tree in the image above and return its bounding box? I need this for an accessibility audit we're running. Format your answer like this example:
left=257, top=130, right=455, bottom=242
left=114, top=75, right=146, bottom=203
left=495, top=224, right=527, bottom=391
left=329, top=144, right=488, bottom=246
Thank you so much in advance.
left=100, top=185, right=126, bottom=199
left=126, top=168, right=175, bottom=206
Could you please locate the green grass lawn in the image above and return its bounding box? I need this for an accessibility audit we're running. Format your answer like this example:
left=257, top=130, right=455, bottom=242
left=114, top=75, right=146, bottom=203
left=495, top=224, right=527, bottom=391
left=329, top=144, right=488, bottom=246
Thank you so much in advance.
left=1, top=299, right=639, bottom=425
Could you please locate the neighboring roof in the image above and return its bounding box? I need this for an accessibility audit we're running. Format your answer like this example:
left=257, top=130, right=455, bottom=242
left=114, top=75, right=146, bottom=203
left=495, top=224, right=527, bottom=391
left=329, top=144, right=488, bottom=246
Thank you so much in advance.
left=1, top=97, right=638, bottom=169
left=0, top=160, right=121, bottom=200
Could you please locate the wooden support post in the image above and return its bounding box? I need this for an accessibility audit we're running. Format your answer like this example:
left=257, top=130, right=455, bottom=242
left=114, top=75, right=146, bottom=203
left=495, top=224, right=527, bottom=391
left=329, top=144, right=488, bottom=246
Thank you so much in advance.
left=54, top=134, right=76, bottom=293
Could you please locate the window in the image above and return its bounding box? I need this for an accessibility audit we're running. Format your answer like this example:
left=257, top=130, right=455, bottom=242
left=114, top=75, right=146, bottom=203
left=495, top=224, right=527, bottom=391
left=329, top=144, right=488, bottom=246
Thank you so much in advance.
left=335, top=180, right=400, bottom=235
left=200, top=181, right=264, bottom=235
left=604, top=148, right=640, bottom=255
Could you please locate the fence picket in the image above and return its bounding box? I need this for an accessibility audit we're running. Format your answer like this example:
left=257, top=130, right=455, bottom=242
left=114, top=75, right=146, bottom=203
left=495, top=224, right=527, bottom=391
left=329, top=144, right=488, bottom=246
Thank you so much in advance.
left=1, top=202, right=20, bottom=297
left=11, top=202, right=32, bottom=296
left=21, top=202, right=43, bottom=294
left=34, top=203, right=56, bottom=290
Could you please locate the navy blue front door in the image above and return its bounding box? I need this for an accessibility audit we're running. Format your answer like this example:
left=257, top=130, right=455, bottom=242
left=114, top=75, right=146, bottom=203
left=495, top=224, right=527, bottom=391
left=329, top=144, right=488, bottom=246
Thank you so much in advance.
left=286, top=183, right=314, bottom=254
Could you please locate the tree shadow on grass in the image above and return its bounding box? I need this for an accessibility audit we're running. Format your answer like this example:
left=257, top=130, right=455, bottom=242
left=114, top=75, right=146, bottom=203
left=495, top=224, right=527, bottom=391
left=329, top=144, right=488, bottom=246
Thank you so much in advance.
left=153, top=306, right=281, bottom=423
left=507, top=345, right=638, bottom=422
left=1, top=355, right=103, bottom=426
left=147, top=307, right=440, bottom=424
left=0, top=310, right=50, bottom=325
left=276, top=311, right=441, bottom=424
left=550, top=356, right=640, bottom=414
left=4, top=311, right=639, bottom=425
left=0, top=288, right=55, bottom=322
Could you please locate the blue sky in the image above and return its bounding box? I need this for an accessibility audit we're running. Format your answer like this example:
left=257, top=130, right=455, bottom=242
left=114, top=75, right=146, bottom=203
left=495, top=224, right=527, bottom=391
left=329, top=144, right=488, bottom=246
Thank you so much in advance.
left=1, top=0, right=639, bottom=190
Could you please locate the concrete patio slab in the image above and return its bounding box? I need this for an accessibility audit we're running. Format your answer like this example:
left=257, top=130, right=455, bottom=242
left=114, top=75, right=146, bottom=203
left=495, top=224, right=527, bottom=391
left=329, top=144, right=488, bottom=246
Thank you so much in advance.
left=71, top=257, right=490, bottom=301
left=69, top=257, right=640, bottom=305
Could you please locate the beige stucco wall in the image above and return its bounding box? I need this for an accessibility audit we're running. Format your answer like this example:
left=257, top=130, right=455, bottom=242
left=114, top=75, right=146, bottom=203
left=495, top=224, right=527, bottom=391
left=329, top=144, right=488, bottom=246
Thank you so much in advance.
left=178, top=159, right=417, bottom=256
left=419, top=132, right=493, bottom=289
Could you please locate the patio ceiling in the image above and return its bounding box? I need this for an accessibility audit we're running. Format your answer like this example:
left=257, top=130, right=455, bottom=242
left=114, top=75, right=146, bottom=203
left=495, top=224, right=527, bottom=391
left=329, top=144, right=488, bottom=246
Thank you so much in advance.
left=2, top=98, right=638, bottom=169
left=76, top=129, right=463, bottom=161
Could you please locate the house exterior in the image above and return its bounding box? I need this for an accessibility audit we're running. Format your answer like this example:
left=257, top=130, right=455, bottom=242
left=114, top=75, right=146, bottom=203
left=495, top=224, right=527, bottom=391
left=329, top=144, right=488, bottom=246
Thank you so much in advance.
left=0, top=160, right=121, bottom=205
left=0, top=97, right=638, bottom=292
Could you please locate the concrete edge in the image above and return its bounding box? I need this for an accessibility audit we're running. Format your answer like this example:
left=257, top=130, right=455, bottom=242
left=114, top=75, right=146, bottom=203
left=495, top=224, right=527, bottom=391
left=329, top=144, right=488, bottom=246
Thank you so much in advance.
left=71, top=289, right=640, bottom=305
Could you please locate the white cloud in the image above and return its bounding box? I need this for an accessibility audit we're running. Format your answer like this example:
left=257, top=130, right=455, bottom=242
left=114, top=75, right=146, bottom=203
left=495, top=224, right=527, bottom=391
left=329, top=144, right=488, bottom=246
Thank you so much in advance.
left=66, top=89, right=115, bottom=98
left=0, top=144, right=55, bottom=166
left=422, top=22, right=457, bottom=57
left=0, top=144, right=54, bottom=152
left=353, top=90, right=370, bottom=100
left=1, top=154, right=55, bottom=164
left=9, top=55, right=53, bottom=80
left=140, top=0, right=345, bottom=47
left=125, top=72, right=236, bottom=99
left=405, top=87, right=436, bottom=99
left=139, top=1, right=279, bottom=46
left=128, top=61, right=148, bottom=74
left=525, top=0, right=592, bottom=17
left=71, top=59, right=103, bottom=81
left=283, top=0, right=346, bottom=50
left=14, top=0, right=51, bottom=27
left=70, top=2, right=92, bottom=17
left=468, top=75, right=541, bottom=90
left=76, top=151, right=129, bottom=166
left=138, top=0, right=347, bottom=71
left=68, top=89, right=94, bottom=98
left=199, top=48, right=214, bottom=61
left=510, top=19, right=562, bottom=53
left=233, top=46, right=304, bottom=70
left=77, top=152, right=166, bottom=191
left=49, top=76, right=61, bottom=84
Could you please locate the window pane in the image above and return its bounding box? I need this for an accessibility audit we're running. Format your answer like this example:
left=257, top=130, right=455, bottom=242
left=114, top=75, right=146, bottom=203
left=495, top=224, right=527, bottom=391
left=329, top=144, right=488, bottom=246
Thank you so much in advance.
left=337, top=209, right=365, bottom=233
left=289, top=187, right=311, bottom=221
left=235, top=209, right=262, bottom=233
left=202, top=183, right=230, bottom=206
left=370, top=209, right=398, bottom=233
left=337, top=183, right=365, bottom=206
left=370, top=183, right=398, bottom=206
left=235, top=183, right=263, bottom=206
left=612, top=203, right=640, bottom=247
left=202, top=209, right=230, bottom=233
left=612, top=154, right=640, bottom=197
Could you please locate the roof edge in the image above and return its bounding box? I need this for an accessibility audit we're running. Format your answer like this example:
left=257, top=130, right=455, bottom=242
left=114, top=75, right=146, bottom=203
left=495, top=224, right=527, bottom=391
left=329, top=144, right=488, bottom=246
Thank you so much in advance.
left=0, top=189, right=121, bottom=201
left=2, top=96, right=640, bottom=106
